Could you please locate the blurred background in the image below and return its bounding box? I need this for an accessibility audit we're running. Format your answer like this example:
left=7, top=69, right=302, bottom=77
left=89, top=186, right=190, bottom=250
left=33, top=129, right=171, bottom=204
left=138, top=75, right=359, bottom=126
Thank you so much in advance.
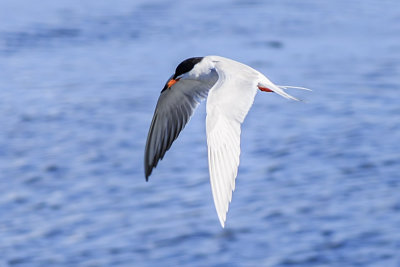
left=1, top=0, right=400, bottom=266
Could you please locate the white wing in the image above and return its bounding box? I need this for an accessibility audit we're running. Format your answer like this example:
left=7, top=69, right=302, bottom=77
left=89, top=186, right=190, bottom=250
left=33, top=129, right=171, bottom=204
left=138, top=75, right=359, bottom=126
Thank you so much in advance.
left=205, top=56, right=260, bottom=227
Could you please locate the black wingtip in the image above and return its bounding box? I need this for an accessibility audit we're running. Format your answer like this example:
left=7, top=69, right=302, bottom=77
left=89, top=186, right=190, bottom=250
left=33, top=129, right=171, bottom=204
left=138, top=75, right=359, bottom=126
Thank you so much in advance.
left=145, top=166, right=152, bottom=182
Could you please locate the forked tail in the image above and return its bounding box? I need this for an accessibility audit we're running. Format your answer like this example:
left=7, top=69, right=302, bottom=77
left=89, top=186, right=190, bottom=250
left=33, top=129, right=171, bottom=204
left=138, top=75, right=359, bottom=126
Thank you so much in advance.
left=258, top=76, right=311, bottom=101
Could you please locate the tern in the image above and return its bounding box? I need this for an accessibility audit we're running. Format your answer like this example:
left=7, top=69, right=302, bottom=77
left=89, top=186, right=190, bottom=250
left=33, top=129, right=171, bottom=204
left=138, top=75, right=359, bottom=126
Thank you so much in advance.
left=144, top=56, right=308, bottom=227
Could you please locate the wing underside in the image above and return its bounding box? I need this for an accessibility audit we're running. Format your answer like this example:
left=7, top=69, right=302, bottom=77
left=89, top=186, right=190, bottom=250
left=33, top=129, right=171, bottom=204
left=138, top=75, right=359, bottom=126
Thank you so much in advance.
left=205, top=57, right=259, bottom=227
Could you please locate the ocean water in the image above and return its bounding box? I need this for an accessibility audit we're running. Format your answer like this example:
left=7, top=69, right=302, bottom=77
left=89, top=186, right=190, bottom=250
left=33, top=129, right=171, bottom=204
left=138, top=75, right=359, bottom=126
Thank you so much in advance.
left=0, top=0, right=400, bottom=266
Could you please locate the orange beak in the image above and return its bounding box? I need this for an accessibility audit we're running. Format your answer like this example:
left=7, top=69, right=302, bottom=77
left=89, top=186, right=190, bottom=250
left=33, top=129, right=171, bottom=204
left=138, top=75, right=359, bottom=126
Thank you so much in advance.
left=167, top=78, right=179, bottom=88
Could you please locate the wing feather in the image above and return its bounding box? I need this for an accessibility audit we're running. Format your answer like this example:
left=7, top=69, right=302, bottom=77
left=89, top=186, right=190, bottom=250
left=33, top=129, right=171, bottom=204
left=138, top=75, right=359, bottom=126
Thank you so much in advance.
left=206, top=115, right=243, bottom=227
left=145, top=73, right=218, bottom=179
left=205, top=56, right=260, bottom=227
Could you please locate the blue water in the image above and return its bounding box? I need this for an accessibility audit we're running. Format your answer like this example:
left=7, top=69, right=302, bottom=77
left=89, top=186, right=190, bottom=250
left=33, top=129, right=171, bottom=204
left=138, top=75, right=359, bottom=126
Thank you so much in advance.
left=1, top=1, right=400, bottom=266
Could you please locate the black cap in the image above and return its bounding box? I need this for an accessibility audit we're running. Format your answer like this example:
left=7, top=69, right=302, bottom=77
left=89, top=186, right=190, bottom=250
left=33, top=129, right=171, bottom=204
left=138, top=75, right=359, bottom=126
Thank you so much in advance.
left=173, top=57, right=204, bottom=79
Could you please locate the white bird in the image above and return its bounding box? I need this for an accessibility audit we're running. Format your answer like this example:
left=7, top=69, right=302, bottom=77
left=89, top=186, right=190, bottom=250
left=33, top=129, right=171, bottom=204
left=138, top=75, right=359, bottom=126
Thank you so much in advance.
left=144, top=56, right=309, bottom=227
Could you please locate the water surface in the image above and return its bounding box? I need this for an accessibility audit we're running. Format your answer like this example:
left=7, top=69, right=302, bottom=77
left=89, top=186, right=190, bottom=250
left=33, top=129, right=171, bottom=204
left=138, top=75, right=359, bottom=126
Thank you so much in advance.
left=0, top=0, right=400, bottom=266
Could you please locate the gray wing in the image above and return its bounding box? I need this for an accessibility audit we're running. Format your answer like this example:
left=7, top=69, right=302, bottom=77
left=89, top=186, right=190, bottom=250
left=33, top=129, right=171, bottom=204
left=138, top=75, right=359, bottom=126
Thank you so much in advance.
left=144, top=72, right=218, bottom=180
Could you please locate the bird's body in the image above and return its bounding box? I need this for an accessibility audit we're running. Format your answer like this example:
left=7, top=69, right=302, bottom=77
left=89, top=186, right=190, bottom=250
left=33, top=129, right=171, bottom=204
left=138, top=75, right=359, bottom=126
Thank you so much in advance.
left=144, top=56, right=308, bottom=227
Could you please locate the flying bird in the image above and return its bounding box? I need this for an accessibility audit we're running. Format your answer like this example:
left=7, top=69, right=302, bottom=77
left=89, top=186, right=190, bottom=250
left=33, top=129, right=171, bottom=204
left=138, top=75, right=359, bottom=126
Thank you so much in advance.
left=144, top=56, right=308, bottom=227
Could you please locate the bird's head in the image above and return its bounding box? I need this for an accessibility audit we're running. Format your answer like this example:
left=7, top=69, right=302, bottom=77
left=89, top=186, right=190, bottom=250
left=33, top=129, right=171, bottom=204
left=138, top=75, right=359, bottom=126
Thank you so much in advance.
left=162, top=57, right=216, bottom=92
